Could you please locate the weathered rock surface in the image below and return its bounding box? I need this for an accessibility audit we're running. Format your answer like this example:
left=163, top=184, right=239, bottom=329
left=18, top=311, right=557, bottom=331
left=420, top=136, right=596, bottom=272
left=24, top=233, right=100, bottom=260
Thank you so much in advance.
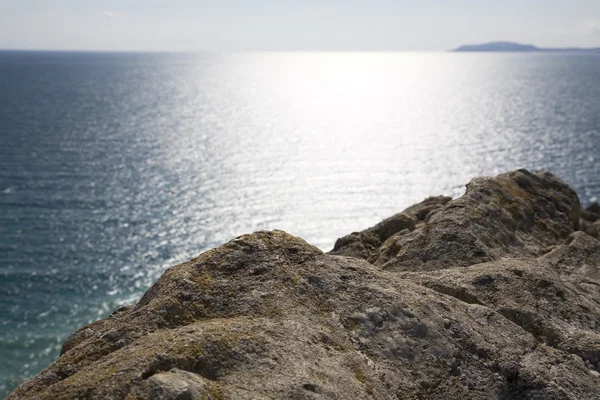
left=8, top=169, right=600, bottom=400
left=371, top=170, right=581, bottom=271
left=330, top=212, right=417, bottom=260
left=580, top=202, right=600, bottom=240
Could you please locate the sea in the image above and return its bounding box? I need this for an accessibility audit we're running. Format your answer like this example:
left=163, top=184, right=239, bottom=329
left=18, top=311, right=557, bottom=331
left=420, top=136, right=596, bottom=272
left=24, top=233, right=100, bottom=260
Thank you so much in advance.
left=1, top=51, right=599, bottom=396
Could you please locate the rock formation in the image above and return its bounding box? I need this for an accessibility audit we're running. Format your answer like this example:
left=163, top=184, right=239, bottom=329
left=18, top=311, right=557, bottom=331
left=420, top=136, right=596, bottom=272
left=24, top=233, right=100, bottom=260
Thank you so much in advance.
left=580, top=201, right=600, bottom=240
left=8, top=169, right=600, bottom=399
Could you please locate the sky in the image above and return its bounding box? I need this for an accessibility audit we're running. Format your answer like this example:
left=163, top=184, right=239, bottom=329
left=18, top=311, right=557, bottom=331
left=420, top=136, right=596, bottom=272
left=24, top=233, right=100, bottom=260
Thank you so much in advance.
left=0, top=0, right=599, bottom=51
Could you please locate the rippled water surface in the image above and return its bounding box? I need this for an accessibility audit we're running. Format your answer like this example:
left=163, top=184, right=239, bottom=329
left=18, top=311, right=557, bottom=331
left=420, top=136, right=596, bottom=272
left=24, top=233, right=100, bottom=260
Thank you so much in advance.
left=1, top=51, right=599, bottom=394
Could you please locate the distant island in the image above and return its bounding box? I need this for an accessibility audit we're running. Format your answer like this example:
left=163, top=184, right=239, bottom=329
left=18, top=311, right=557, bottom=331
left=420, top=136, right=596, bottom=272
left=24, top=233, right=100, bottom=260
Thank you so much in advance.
left=453, top=41, right=600, bottom=52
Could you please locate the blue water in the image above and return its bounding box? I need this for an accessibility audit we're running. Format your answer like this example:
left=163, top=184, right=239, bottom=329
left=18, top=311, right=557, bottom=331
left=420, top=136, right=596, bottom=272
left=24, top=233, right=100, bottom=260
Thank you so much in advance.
left=1, top=51, right=599, bottom=396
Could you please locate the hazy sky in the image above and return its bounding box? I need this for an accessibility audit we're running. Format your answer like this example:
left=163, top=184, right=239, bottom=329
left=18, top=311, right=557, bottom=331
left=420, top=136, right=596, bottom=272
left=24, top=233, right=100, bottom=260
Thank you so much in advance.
left=1, top=0, right=599, bottom=51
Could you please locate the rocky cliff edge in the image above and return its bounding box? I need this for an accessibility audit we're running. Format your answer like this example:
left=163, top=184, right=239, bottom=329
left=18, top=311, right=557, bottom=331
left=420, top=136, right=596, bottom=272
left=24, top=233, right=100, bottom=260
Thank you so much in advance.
left=8, top=169, right=600, bottom=399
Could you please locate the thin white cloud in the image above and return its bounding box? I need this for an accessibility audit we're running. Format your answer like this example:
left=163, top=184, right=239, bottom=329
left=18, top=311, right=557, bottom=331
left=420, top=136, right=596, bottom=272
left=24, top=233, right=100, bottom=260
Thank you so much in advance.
left=581, top=19, right=600, bottom=36
left=103, top=11, right=125, bottom=18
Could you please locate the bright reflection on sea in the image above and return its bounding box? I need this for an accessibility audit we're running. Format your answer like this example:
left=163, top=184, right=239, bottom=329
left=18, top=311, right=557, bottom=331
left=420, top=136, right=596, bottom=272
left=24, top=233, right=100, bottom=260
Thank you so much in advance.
left=0, top=51, right=599, bottom=394
left=148, top=52, right=600, bottom=247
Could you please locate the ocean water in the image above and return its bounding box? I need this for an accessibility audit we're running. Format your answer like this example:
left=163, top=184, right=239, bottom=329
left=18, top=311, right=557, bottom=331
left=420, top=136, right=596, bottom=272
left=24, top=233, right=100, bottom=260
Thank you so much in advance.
left=1, top=51, right=599, bottom=395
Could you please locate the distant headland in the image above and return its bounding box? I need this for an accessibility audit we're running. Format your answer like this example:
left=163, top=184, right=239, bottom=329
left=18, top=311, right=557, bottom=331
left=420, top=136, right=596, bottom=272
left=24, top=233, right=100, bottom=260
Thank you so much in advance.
left=453, top=41, right=600, bottom=52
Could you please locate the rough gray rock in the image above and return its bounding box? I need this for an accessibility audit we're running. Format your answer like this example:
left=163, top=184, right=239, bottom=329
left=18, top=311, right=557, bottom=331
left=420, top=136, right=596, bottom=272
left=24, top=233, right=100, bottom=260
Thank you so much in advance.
left=587, top=202, right=600, bottom=215
left=328, top=196, right=452, bottom=262
left=329, top=212, right=416, bottom=260
left=400, top=195, right=453, bottom=223
left=8, top=169, right=600, bottom=400
left=371, top=170, right=580, bottom=271
left=580, top=202, right=600, bottom=240
left=146, top=369, right=214, bottom=400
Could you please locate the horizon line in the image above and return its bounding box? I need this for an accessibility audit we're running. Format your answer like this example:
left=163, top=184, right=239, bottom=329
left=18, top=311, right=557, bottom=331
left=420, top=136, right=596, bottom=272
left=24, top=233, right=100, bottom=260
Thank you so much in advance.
left=0, top=48, right=453, bottom=54
left=1, top=42, right=598, bottom=54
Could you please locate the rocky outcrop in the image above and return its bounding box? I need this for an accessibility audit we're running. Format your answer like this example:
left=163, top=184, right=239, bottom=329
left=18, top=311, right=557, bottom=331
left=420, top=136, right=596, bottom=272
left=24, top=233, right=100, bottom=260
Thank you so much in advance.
left=580, top=202, right=600, bottom=240
left=329, top=212, right=417, bottom=260
left=8, top=169, right=600, bottom=400
left=372, top=170, right=580, bottom=271
left=329, top=196, right=452, bottom=261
